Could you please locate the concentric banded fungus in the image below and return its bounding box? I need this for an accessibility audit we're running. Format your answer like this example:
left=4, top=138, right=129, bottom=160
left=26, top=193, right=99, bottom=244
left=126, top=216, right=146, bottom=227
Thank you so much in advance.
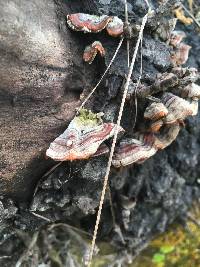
left=171, top=67, right=199, bottom=82
left=170, top=30, right=186, bottom=47
left=67, top=13, right=112, bottom=33
left=46, top=109, right=124, bottom=161
left=171, top=43, right=191, bottom=66
left=144, top=102, right=168, bottom=132
left=112, top=137, right=157, bottom=168
left=140, top=68, right=199, bottom=99
left=149, top=119, right=164, bottom=133
left=132, top=72, right=179, bottom=99
left=179, top=83, right=200, bottom=100
left=162, top=93, right=195, bottom=124
left=83, top=41, right=105, bottom=64
left=189, top=99, right=199, bottom=116
left=92, top=143, right=109, bottom=158
left=154, top=124, right=181, bottom=150
left=144, top=102, right=168, bottom=121
left=67, top=13, right=124, bottom=37
left=106, top=16, right=124, bottom=37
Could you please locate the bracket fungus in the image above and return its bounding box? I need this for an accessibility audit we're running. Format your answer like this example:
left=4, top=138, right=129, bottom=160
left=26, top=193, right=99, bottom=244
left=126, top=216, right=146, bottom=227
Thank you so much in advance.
left=46, top=109, right=124, bottom=161
left=46, top=11, right=200, bottom=169
left=144, top=102, right=168, bottom=121
left=67, top=12, right=136, bottom=62
left=178, top=83, right=200, bottom=100
left=92, top=143, right=109, bottom=158
left=105, top=16, right=124, bottom=37
left=67, top=13, right=112, bottom=33
left=67, top=13, right=123, bottom=37
left=170, top=30, right=186, bottom=47
left=153, top=124, right=181, bottom=150
left=112, top=137, right=158, bottom=168
left=83, top=41, right=105, bottom=64
left=169, top=30, right=191, bottom=66
left=112, top=68, right=200, bottom=168
left=162, top=93, right=197, bottom=124
left=171, top=43, right=191, bottom=66
left=148, top=119, right=164, bottom=133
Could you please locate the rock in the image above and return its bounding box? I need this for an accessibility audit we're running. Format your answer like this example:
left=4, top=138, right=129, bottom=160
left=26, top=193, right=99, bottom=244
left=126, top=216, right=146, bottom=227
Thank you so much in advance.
left=0, top=197, right=18, bottom=223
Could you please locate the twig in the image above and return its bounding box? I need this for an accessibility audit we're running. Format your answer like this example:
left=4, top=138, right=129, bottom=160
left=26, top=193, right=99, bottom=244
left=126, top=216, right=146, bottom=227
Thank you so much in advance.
left=0, top=256, right=11, bottom=259
left=124, top=0, right=129, bottom=25
left=181, top=3, right=200, bottom=29
left=77, top=38, right=124, bottom=112
left=42, top=161, right=63, bottom=179
left=49, top=222, right=92, bottom=237
left=127, top=41, right=130, bottom=68
left=30, top=212, right=92, bottom=237
left=133, top=33, right=143, bottom=129
left=107, top=184, right=116, bottom=226
left=33, top=161, right=63, bottom=197
left=16, top=232, right=39, bottom=267
left=86, top=12, right=149, bottom=267
left=30, top=211, right=52, bottom=222
left=124, top=0, right=130, bottom=67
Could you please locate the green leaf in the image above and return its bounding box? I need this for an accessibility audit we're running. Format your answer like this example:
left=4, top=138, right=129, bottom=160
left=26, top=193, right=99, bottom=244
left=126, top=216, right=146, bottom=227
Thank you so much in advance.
left=152, top=253, right=165, bottom=263
left=160, top=245, right=175, bottom=254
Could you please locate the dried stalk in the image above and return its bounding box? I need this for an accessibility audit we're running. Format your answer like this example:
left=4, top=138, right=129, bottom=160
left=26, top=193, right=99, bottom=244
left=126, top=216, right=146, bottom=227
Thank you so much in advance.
left=78, top=38, right=124, bottom=112
left=86, top=11, right=149, bottom=267
left=124, top=0, right=130, bottom=67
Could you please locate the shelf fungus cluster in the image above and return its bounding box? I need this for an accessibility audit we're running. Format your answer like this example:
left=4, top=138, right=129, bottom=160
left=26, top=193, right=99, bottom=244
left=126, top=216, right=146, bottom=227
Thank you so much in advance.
left=67, top=13, right=192, bottom=67
left=112, top=87, right=199, bottom=167
left=170, top=30, right=191, bottom=66
left=46, top=13, right=200, bottom=168
left=46, top=68, right=200, bottom=166
left=67, top=13, right=139, bottom=63
left=47, top=62, right=200, bottom=166
left=112, top=66, right=200, bottom=168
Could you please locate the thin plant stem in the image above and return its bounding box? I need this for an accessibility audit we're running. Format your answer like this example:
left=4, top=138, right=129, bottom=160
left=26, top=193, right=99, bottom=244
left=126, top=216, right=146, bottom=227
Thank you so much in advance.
left=124, top=0, right=129, bottom=24
left=78, top=38, right=124, bottom=112
left=86, top=12, right=149, bottom=267
left=124, top=0, right=130, bottom=67
left=16, top=232, right=39, bottom=267
left=127, top=41, right=130, bottom=68
left=33, top=161, right=62, bottom=197
left=107, top=184, right=116, bottom=226
left=30, top=211, right=51, bottom=222
left=133, top=32, right=143, bottom=129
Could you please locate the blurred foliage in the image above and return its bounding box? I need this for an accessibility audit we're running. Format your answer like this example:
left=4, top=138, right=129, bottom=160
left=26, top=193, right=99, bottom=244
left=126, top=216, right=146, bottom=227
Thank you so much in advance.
left=11, top=201, right=200, bottom=267
left=130, top=201, right=200, bottom=267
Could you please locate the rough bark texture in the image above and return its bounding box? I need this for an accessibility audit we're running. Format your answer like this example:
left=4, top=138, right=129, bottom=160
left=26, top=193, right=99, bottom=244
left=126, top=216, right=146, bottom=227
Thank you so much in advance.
left=0, top=0, right=98, bottom=200
left=0, top=0, right=200, bottom=266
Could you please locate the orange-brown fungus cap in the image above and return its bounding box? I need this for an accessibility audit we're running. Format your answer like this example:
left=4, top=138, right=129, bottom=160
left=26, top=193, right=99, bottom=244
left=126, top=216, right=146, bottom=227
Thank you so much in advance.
left=106, top=16, right=124, bottom=37
left=67, top=13, right=112, bottom=33
left=83, top=41, right=105, bottom=64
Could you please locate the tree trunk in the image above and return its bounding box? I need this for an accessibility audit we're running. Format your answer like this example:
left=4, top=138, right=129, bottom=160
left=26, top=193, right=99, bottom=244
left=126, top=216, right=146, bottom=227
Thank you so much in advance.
left=1, top=0, right=200, bottom=266
left=0, top=0, right=97, bottom=200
